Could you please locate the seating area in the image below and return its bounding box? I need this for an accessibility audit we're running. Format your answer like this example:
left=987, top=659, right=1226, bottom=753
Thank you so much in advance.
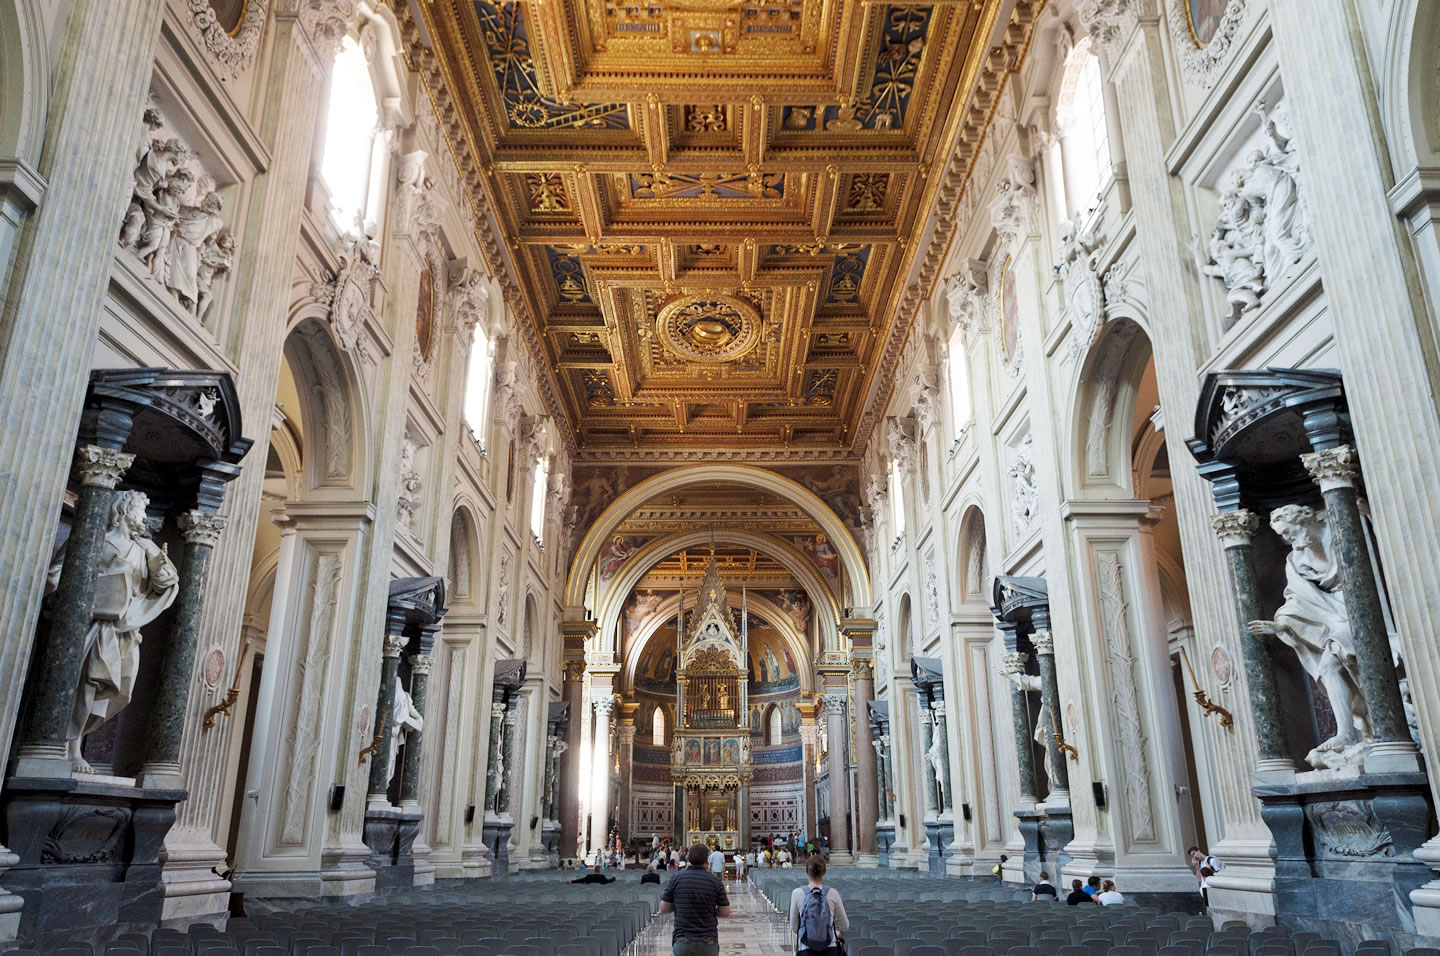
left=12, top=874, right=663, bottom=956
left=751, top=871, right=1440, bottom=956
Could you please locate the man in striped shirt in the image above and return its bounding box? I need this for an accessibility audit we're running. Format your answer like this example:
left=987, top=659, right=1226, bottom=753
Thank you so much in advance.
left=659, top=843, right=732, bottom=955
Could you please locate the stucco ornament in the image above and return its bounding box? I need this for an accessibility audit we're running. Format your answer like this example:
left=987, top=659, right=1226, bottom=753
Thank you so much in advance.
left=946, top=260, right=988, bottom=345
left=988, top=155, right=1037, bottom=247
left=1056, top=217, right=1107, bottom=364
left=1008, top=435, right=1039, bottom=540
left=187, top=0, right=269, bottom=76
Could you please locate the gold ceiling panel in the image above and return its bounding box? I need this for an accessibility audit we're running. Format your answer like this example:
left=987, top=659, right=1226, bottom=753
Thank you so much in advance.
left=422, top=0, right=1001, bottom=454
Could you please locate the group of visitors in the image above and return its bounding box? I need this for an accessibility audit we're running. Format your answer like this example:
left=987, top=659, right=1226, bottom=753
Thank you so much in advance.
left=1189, top=845, right=1223, bottom=915
left=623, top=841, right=849, bottom=955
left=1024, top=844, right=1223, bottom=911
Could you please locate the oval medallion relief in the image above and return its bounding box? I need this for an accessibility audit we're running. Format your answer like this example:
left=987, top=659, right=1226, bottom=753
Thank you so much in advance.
left=656, top=294, right=761, bottom=363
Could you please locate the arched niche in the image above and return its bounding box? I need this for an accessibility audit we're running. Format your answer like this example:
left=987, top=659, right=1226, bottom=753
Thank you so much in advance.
left=1382, top=0, right=1440, bottom=174
left=522, top=592, right=539, bottom=660
left=565, top=464, right=871, bottom=611
left=897, top=593, right=915, bottom=662
left=620, top=591, right=814, bottom=699
left=1069, top=315, right=1155, bottom=495
left=956, top=504, right=989, bottom=605
left=0, top=0, right=51, bottom=165
left=447, top=506, right=481, bottom=607
left=279, top=315, right=368, bottom=495
left=596, top=529, right=841, bottom=655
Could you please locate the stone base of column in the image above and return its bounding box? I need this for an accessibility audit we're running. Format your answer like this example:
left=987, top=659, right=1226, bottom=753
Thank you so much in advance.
left=1363, top=740, right=1423, bottom=775
left=9, top=745, right=73, bottom=781
left=923, top=821, right=953, bottom=875
left=410, top=835, right=435, bottom=888
left=0, top=776, right=184, bottom=947
left=875, top=823, right=895, bottom=867
left=1252, top=771, right=1433, bottom=951
left=137, top=761, right=185, bottom=792
left=826, top=850, right=855, bottom=866
left=457, top=841, right=495, bottom=879
left=482, top=818, right=514, bottom=877
left=1013, top=807, right=1044, bottom=884
left=362, top=805, right=425, bottom=895
left=855, top=852, right=880, bottom=867
left=945, top=840, right=975, bottom=877
left=1253, top=757, right=1299, bottom=785
left=540, top=822, right=561, bottom=869
left=159, top=832, right=231, bottom=923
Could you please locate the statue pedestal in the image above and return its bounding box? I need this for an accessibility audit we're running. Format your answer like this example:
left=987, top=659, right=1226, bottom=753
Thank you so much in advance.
left=1014, top=808, right=1043, bottom=884
left=1037, top=807, right=1073, bottom=881
left=482, top=817, right=514, bottom=877
left=875, top=823, right=895, bottom=868
left=363, top=805, right=425, bottom=893
left=0, top=774, right=184, bottom=947
left=541, top=821, right=561, bottom=868
left=924, top=819, right=953, bottom=875
left=1255, top=771, right=1434, bottom=952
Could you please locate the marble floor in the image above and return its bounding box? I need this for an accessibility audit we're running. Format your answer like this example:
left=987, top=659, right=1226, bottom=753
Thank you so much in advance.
left=638, top=878, right=794, bottom=954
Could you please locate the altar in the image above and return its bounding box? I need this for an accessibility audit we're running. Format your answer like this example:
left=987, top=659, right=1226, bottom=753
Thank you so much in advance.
left=688, top=830, right=741, bottom=851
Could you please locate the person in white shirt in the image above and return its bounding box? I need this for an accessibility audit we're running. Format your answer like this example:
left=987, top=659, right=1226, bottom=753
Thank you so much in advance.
left=789, top=854, right=849, bottom=954
left=735, top=851, right=746, bottom=880
left=1097, top=880, right=1125, bottom=905
left=708, top=846, right=726, bottom=879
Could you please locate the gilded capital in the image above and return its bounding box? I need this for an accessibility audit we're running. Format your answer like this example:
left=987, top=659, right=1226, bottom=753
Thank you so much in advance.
left=564, top=660, right=587, bottom=682
left=179, top=510, right=227, bottom=548
left=851, top=659, right=874, bottom=680
left=1030, top=630, right=1054, bottom=655
left=74, top=446, right=135, bottom=489
left=383, top=634, right=407, bottom=658
left=1301, top=444, right=1360, bottom=494
left=1210, top=510, right=1260, bottom=549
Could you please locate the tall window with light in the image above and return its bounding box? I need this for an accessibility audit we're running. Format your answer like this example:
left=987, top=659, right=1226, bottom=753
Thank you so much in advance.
left=319, top=36, right=381, bottom=234
left=652, top=707, right=665, bottom=746
left=947, top=324, right=971, bottom=438
left=1056, top=38, right=1111, bottom=217
left=529, top=455, right=549, bottom=541
left=463, top=324, right=494, bottom=449
left=769, top=707, right=783, bottom=746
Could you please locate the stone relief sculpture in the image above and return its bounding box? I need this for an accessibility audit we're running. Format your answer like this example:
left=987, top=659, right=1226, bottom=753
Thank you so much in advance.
left=1008, top=435, right=1039, bottom=539
left=1201, top=102, right=1313, bottom=325
left=388, top=675, right=424, bottom=786
left=945, top=260, right=988, bottom=346
left=396, top=434, right=422, bottom=537
left=988, top=155, right=1038, bottom=246
left=48, top=491, right=180, bottom=773
left=1248, top=505, right=1371, bottom=769
left=118, top=104, right=235, bottom=322
left=1056, top=217, right=1107, bottom=364
left=888, top=416, right=918, bottom=476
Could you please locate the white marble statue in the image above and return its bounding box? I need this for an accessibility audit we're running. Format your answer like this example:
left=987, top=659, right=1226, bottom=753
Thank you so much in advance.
left=1000, top=667, right=1053, bottom=788
left=165, top=191, right=226, bottom=312
left=388, top=676, right=424, bottom=786
left=49, top=490, right=180, bottom=774
left=1248, top=504, right=1371, bottom=769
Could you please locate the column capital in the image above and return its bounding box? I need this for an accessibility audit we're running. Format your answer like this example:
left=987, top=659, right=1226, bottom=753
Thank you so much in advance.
left=819, top=692, right=848, bottom=717
left=492, top=701, right=506, bottom=717
left=407, top=653, right=432, bottom=675
left=383, top=634, right=407, bottom=658
left=1301, top=444, right=1361, bottom=493
left=1211, top=509, right=1260, bottom=549
left=851, top=659, right=874, bottom=680
left=74, top=445, right=135, bottom=489
left=1030, top=629, right=1054, bottom=655
left=564, top=660, right=587, bottom=682
left=1001, top=651, right=1029, bottom=674
left=178, top=510, right=227, bottom=547
left=593, top=694, right=617, bottom=717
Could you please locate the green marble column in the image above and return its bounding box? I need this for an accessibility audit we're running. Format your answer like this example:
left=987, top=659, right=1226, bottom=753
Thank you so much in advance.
left=398, top=652, right=431, bottom=807
left=499, top=702, right=520, bottom=816
left=1212, top=511, right=1296, bottom=773
left=483, top=701, right=504, bottom=814
left=1030, top=628, right=1069, bottom=799
left=1301, top=446, right=1416, bottom=761
left=1001, top=649, right=1039, bottom=802
left=14, top=445, right=135, bottom=777
left=916, top=694, right=938, bottom=816
left=930, top=700, right=955, bottom=813
left=367, top=629, right=407, bottom=806
left=138, top=509, right=226, bottom=789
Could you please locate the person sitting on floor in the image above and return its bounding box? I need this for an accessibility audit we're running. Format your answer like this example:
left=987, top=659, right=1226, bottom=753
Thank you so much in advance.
left=570, top=872, right=616, bottom=885
left=1097, top=880, right=1125, bottom=905
left=1031, top=871, right=1058, bottom=901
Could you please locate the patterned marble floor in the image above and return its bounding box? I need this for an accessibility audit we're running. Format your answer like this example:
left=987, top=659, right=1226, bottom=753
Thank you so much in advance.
left=638, top=878, right=794, bottom=954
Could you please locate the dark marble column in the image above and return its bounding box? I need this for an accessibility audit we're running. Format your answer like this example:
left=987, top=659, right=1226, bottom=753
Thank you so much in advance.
left=499, top=700, right=520, bottom=816
left=1300, top=445, right=1418, bottom=768
left=367, top=625, right=407, bottom=806
left=484, top=701, right=504, bottom=815
left=1212, top=510, right=1297, bottom=774
left=398, top=652, right=431, bottom=807
left=14, top=444, right=135, bottom=778
left=137, top=509, right=227, bottom=789
left=876, top=734, right=894, bottom=820
left=914, top=692, right=939, bottom=817
left=738, top=783, right=751, bottom=850
left=930, top=700, right=954, bottom=814
left=1030, top=625, right=1070, bottom=802
left=559, top=662, right=585, bottom=857
left=673, top=785, right=685, bottom=845
left=540, top=733, right=556, bottom=821
left=999, top=644, right=1039, bottom=803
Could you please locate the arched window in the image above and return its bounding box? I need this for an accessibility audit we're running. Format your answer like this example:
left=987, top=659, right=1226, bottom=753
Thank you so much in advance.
left=769, top=706, right=783, bottom=746
left=1056, top=39, right=1111, bottom=216
left=947, top=324, right=971, bottom=433
left=320, top=36, right=381, bottom=232
left=463, top=323, right=494, bottom=448
left=652, top=706, right=665, bottom=746
left=529, top=454, right=549, bottom=540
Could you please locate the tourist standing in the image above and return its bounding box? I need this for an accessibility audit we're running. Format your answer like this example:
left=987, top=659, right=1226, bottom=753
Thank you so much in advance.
left=789, top=854, right=849, bottom=955
left=660, top=844, right=732, bottom=956
left=708, top=844, right=726, bottom=879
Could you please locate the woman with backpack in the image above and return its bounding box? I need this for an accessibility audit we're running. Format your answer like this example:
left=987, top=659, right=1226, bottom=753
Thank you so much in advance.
left=788, top=854, right=849, bottom=954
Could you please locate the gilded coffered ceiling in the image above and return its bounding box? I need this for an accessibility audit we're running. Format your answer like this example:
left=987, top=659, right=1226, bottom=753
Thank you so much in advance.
left=417, top=0, right=1006, bottom=455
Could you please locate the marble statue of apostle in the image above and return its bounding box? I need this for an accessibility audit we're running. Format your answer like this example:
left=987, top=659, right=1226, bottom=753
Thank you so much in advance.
left=50, top=490, right=180, bottom=773
left=388, top=676, right=424, bottom=786
left=1249, top=504, right=1371, bottom=769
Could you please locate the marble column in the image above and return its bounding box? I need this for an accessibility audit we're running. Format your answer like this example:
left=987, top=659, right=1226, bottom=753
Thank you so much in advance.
left=800, top=719, right=819, bottom=838
left=931, top=701, right=955, bottom=814
left=0, top=0, right=163, bottom=788
left=367, top=631, right=407, bottom=808
left=1211, top=511, right=1296, bottom=775
left=1030, top=626, right=1069, bottom=803
left=398, top=653, right=432, bottom=808
left=821, top=693, right=851, bottom=862
left=137, top=509, right=227, bottom=789
left=540, top=733, right=557, bottom=821
left=1300, top=446, right=1418, bottom=769
left=13, top=445, right=135, bottom=777
left=673, top=786, right=685, bottom=845
left=590, top=695, right=615, bottom=844
left=738, top=783, right=751, bottom=850
left=879, top=734, right=895, bottom=820
left=1000, top=646, right=1039, bottom=804
left=559, top=663, right=585, bottom=857
left=851, top=661, right=880, bottom=861
left=499, top=703, right=520, bottom=817
left=483, top=702, right=504, bottom=815
left=615, top=721, right=635, bottom=841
